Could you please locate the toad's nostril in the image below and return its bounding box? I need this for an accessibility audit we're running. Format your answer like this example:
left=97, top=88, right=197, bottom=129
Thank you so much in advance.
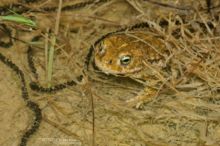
left=108, top=60, right=113, bottom=64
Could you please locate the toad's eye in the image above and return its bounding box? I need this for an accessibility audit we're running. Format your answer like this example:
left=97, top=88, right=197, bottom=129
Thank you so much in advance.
left=120, top=55, right=131, bottom=66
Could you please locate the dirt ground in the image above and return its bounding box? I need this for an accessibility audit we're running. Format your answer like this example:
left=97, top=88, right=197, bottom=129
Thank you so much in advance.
left=0, top=0, right=220, bottom=146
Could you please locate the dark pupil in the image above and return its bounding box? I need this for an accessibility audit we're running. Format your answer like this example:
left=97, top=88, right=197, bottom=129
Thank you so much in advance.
left=120, top=56, right=131, bottom=65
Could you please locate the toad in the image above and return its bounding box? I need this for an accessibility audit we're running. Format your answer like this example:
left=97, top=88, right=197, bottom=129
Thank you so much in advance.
left=94, top=31, right=173, bottom=107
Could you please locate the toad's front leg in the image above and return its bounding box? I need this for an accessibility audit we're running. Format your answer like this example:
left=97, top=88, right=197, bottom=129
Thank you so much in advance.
left=126, top=87, right=157, bottom=108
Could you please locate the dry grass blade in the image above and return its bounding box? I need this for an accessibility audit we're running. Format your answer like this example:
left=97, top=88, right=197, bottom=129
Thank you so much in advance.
left=47, top=0, right=62, bottom=87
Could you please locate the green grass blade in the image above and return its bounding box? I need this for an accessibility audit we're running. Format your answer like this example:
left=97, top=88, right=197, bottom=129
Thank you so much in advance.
left=0, top=15, right=36, bottom=27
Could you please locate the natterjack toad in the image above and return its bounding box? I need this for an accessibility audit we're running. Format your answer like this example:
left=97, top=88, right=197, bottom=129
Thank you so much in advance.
left=94, top=31, right=172, bottom=107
